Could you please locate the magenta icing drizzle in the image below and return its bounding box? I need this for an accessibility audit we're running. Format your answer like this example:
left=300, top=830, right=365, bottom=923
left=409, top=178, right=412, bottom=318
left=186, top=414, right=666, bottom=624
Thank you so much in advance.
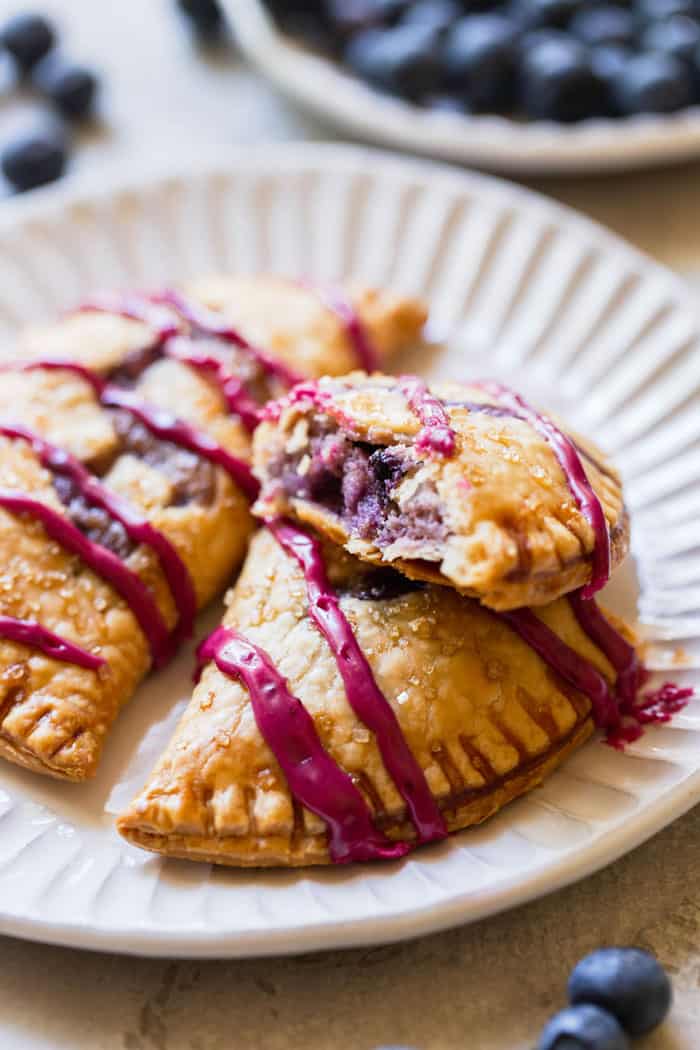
left=22, top=360, right=259, bottom=501
left=195, top=626, right=407, bottom=864
left=399, top=375, right=456, bottom=457
left=0, top=615, right=105, bottom=670
left=304, top=282, right=379, bottom=373
left=499, top=606, right=620, bottom=729
left=268, top=518, right=447, bottom=846
left=499, top=595, right=692, bottom=747
left=475, top=381, right=611, bottom=598
left=154, top=288, right=303, bottom=388
left=164, top=337, right=260, bottom=433
left=0, top=488, right=173, bottom=668
left=101, top=384, right=260, bottom=500
left=0, top=424, right=196, bottom=647
left=79, top=293, right=179, bottom=344
left=77, top=289, right=302, bottom=430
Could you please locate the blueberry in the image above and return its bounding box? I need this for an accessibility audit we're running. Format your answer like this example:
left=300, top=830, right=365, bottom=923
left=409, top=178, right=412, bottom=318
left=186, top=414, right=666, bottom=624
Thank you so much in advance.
left=1, top=126, right=68, bottom=192
left=612, top=51, right=693, bottom=113
left=539, top=1004, right=629, bottom=1050
left=344, top=23, right=441, bottom=99
left=402, top=0, right=462, bottom=35
left=591, top=45, right=632, bottom=110
left=637, top=0, right=700, bottom=19
left=570, top=6, right=637, bottom=47
left=176, top=0, right=224, bottom=35
left=1, top=13, right=54, bottom=71
left=520, top=36, right=608, bottom=121
left=33, top=56, right=98, bottom=120
left=508, top=0, right=584, bottom=31
left=443, top=14, right=518, bottom=108
left=641, top=14, right=700, bottom=63
left=325, top=0, right=408, bottom=33
left=568, top=947, right=672, bottom=1037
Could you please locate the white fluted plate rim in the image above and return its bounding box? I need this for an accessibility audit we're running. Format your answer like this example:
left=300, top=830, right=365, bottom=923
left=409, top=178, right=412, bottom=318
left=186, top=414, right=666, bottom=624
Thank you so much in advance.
left=0, top=144, right=697, bottom=958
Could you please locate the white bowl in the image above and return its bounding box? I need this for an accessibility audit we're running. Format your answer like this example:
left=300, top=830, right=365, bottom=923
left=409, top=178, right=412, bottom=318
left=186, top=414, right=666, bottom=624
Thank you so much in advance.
left=228, top=0, right=700, bottom=175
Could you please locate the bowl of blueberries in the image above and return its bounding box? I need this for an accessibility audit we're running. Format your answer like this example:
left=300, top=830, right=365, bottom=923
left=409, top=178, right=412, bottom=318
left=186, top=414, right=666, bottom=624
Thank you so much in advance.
left=228, top=0, right=700, bottom=172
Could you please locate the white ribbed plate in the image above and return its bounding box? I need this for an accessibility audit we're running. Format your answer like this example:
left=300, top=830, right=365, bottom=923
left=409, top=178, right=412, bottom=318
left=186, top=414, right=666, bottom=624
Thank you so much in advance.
left=229, top=0, right=700, bottom=175
left=0, top=144, right=699, bottom=959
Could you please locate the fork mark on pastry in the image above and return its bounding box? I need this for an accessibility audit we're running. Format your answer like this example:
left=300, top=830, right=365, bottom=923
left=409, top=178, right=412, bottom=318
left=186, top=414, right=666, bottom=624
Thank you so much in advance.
left=268, top=517, right=448, bottom=846
left=194, top=625, right=407, bottom=864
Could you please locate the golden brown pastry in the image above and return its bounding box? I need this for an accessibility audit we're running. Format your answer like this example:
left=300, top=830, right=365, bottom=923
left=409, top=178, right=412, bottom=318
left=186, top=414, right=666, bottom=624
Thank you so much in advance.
left=117, top=524, right=635, bottom=869
left=253, top=373, right=628, bottom=611
left=0, top=279, right=428, bottom=782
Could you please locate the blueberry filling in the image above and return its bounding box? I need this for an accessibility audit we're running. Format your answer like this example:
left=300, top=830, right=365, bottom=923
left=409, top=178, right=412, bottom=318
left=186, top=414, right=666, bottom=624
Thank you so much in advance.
left=111, top=411, right=216, bottom=507
left=342, top=567, right=427, bottom=601
left=52, top=472, right=134, bottom=560
left=276, top=420, right=447, bottom=558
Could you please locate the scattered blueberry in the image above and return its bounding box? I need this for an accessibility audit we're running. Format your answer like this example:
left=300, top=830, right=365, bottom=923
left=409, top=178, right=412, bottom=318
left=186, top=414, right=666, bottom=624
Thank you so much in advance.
left=539, top=1004, right=629, bottom=1050
left=569, top=6, right=637, bottom=48
left=1, top=125, right=68, bottom=191
left=444, top=14, right=518, bottom=109
left=33, top=56, right=98, bottom=119
left=568, top=947, right=672, bottom=1037
left=1, top=12, right=55, bottom=71
left=613, top=51, right=693, bottom=113
left=176, top=0, right=224, bottom=35
left=345, top=22, right=441, bottom=99
left=520, top=35, right=607, bottom=120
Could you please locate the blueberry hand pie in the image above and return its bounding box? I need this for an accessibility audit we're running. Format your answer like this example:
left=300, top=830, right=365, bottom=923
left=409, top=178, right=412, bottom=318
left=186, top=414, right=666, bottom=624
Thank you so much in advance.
left=253, top=373, right=629, bottom=611
left=0, top=279, right=426, bottom=781
left=118, top=523, right=642, bottom=868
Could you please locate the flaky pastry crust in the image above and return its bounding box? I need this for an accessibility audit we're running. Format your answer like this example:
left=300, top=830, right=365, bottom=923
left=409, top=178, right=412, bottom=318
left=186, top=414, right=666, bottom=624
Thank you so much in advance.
left=253, top=373, right=628, bottom=611
left=116, top=529, right=618, bottom=868
left=0, top=281, right=428, bottom=782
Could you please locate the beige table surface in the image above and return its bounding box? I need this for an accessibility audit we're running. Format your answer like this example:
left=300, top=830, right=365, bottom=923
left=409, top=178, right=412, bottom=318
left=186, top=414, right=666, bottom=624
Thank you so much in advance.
left=1, top=2, right=700, bottom=1048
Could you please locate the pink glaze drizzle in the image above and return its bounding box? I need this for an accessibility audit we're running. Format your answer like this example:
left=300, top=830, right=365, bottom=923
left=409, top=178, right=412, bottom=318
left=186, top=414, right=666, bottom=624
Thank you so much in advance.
left=0, top=424, right=196, bottom=646
left=164, top=337, right=261, bottom=433
left=500, top=596, right=692, bottom=747
left=21, top=360, right=259, bottom=501
left=474, top=381, right=611, bottom=598
left=79, top=293, right=179, bottom=343
left=0, top=489, right=173, bottom=668
left=154, top=289, right=303, bottom=388
left=0, top=615, right=105, bottom=670
left=195, top=626, right=409, bottom=864
left=304, top=283, right=379, bottom=373
left=399, top=375, right=456, bottom=457
left=77, top=289, right=302, bottom=431
left=500, top=606, right=620, bottom=729
left=268, top=517, right=447, bottom=846
left=568, top=591, right=692, bottom=748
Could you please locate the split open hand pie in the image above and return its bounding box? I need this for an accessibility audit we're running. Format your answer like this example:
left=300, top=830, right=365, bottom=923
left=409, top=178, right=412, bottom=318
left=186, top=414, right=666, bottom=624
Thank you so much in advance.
left=253, top=373, right=628, bottom=611
left=117, top=524, right=631, bottom=869
left=0, top=279, right=427, bottom=781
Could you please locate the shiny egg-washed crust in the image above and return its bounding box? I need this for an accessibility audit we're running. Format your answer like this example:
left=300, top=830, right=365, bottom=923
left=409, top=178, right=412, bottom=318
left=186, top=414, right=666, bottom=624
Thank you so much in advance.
left=185, top=275, right=428, bottom=378
left=0, top=371, right=251, bottom=781
left=116, top=528, right=622, bottom=868
left=0, top=281, right=427, bottom=781
left=253, top=373, right=629, bottom=611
